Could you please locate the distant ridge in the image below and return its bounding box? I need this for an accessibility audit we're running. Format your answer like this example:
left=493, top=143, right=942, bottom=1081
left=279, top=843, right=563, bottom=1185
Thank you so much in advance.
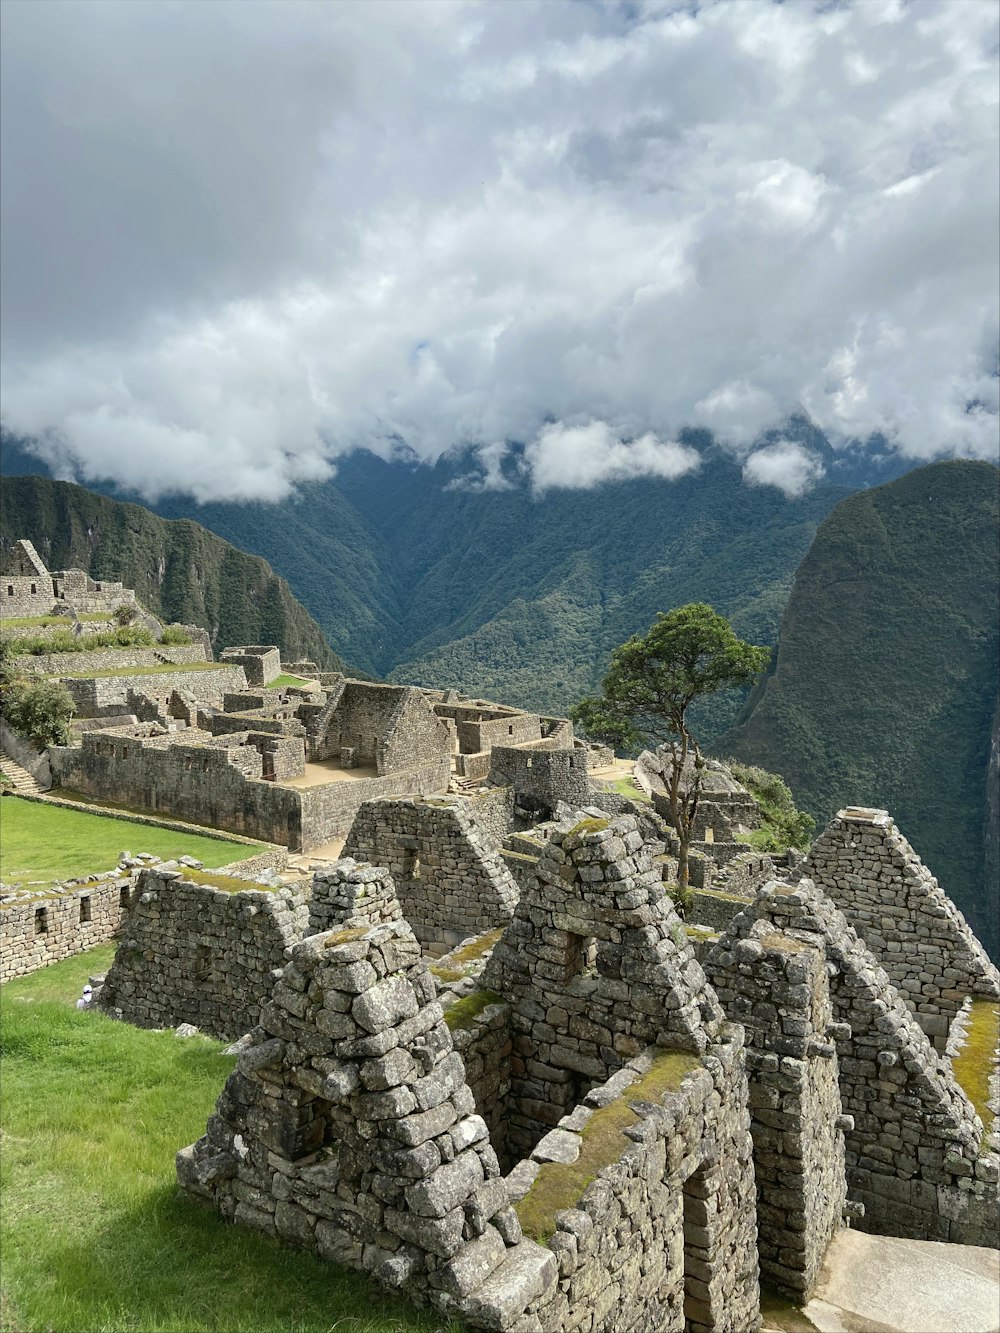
left=0, top=475, right=347, bottom=672
left=721, top=459, right=1000, bottom=957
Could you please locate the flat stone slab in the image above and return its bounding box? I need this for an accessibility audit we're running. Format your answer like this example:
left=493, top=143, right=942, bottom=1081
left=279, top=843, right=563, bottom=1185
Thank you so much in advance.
left=802, top=1230, right=1000, bottom=1333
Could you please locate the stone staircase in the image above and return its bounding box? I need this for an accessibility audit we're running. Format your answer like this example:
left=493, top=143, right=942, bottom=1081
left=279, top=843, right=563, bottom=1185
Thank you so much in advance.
left=0, top=756, right=44, bottom=796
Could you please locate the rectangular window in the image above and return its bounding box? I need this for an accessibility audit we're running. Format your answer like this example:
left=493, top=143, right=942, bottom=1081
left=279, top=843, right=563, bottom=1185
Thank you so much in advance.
left=79, top=897, right=92, bottom=924
left=564, top=932, right=597, bottom=980
left=30, top=583, right=36, bottom=594
left=34, top=907, right=49, bottom=935
left=119, top=885, right=130, bottom=910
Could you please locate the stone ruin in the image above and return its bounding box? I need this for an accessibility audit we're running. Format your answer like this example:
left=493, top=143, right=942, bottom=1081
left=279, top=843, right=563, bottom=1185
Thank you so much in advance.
left=174, top=796, right=997, bottom=1332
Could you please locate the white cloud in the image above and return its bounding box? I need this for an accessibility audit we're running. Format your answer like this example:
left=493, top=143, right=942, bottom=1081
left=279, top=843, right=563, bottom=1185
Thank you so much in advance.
left=0, top=0, right=997, bottom=501
left=742, top=441, right=826, bottom=498
left=526, top=422, right=700, bottom=493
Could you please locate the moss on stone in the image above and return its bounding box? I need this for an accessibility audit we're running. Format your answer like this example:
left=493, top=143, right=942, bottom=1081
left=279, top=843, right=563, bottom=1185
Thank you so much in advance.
left=324, top=925, right=370, bottom=947
left=566, top=817, right=609, bottom=838
left=176, top=867, right=275, bottom=895
left=758, top=931, right=808, bottom=953
left=951, top=998, right=1000, bottom=1137
left=515, top=1049, right=701, bottom=1243
left=442, top=988, right=504, bottom=1032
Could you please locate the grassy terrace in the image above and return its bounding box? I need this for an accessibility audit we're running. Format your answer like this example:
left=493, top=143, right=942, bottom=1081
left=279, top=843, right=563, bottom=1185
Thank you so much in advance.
left=1, top=613, right=109, bottom=627
left=266, top=673, right=315, bottom=689
left=0, top=798, right=259, bottom=883
left=0, top=950, right=458, bottom=1333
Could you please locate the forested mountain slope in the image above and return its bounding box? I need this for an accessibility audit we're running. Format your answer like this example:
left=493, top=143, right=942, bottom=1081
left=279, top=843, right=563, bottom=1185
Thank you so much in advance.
left=0, top=476, right=345, bottom=670
left=721, top=460, right=1000, bottom=956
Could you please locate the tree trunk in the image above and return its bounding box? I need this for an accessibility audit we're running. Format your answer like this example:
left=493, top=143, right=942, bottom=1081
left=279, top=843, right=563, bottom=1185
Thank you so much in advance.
left=677, top=836, right=690, bottom=892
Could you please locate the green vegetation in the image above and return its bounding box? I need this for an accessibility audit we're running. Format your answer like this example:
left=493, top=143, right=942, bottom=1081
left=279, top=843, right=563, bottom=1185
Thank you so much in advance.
left=0, top=951, right=456, bottom=1333
left=431, top=928, right=505, bottom=984
left=515, top=1049, right=700, bottom=1242
left=0, top=476, right=345, bottom=671
left=721, top=461, right=1000, bottom=957
left=0, top=613, right=107, bottom=627
left=158, top=625, right=194, bottom=646
left=1, top=639, right=74, bottom=747
left=442, top=989, right=505, bottom=1032
left=572, top=605, right=769, bottom=888
left=725, top=760, right=814, bottom=852
left=6, top=625, right=156, bottom=655
left=266, top=673, right=314, bottom=689
left=951, top=999, right=1000, bottom=1141
left=566, top=816, right=610, bottom=837
left=0, top=798, right=259, bottom=883
left=172, top=866, right=274, bottom=895
left=602, top=775, right=651, bottom=803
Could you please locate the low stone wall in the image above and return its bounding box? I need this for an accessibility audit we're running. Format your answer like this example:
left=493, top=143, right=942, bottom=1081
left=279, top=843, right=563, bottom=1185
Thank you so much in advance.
left=16, top=643, right=210, bottom=677
left=0, top=872, right=136, bottom=983
left=98, top=866, right=309, bottom=1040
left=466, top=786, right=515, bottom=849
left=298, top=758, right=452, bottom=849
left=690, top=887, right=752, bottom=932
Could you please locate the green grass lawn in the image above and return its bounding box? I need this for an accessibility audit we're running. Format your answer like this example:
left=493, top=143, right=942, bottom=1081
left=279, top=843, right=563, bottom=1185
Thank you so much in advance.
left=603, top=776, right=651, bottom=803
left=0, top=798, right=260, bottom=883
left=266, top=674, right=315, bottom=689
left=0, top=951, right=456, bottom=1333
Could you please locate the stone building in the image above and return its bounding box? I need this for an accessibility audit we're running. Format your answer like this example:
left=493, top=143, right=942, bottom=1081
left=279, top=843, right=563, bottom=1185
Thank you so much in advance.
left=1, top=538, right=139, bottom=619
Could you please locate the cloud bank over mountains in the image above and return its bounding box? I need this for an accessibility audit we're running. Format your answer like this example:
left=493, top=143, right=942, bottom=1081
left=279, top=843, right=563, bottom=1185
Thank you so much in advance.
left=1, top=0, right=997, bottom=502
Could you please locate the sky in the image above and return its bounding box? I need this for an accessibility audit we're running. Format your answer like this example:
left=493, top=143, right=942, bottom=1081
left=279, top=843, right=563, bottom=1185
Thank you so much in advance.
left=1, top=0, right=997, bottom=503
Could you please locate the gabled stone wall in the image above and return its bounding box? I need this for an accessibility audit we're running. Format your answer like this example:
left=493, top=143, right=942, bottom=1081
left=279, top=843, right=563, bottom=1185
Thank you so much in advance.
left=99, top=865, right=308, bottom=1041
left=712, top=878, right=999, bottom=1249
left=344, top=796, right=519, bottom=954
left=805, top=808, right=1000, bottom=1047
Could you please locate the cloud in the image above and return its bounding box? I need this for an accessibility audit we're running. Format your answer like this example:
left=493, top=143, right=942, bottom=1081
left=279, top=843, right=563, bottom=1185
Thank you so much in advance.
left=526, top=422, right=700, bottom=493
left=742, top=440, right=826, bottom=498
left=0, top=0, right=997, bottom=501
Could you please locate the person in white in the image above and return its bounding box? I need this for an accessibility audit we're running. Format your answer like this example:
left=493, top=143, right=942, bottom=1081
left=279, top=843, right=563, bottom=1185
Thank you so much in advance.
left=76, top=984, right=93, bottom=1010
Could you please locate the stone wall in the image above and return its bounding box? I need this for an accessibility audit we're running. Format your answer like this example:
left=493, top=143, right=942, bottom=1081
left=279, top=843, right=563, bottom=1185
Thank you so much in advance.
left=178, top=913, right=760, bottom=1333
left=59, top=665, right=244, bottom=715
left=487, top=745, right=593, bottom=819
left=99, top=865, right=308, bottom=1040
left=312, top=681, right=452, bottom=776
left=707, top=930, right=847, bottom=1295
left=51, top=730, right=304, bottom=847
left=444, top=995, right=512, bottom=1169
left=0, top=719, right=52, bottom=789
left=297, top=759, right=452, bottom=850
left=711, top=878, right=999, bottom=1249
left=307, top=860, right=404, bottom=935
left=220, top=646, right=282, bottom=687
left=805, top=808, right=1000, bottom=1047
left=0, top=872, right=136, bottom=983
left=16, top=642, right=211, bottom=678
left=0, top=574, right=55, bottom=617
left=343, top=795, right=519, bottom=954
left=483, top=813, right=730, bottom=1160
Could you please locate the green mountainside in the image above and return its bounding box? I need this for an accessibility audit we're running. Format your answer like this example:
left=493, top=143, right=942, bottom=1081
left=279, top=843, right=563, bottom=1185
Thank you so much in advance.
left=721, top=460, right=1000, bottom=957
left=0, top=476, right=344, bottom=670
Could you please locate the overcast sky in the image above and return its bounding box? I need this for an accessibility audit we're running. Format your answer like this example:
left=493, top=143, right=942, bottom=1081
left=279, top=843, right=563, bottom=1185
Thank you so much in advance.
left=1, top=0, right=997, bottom=502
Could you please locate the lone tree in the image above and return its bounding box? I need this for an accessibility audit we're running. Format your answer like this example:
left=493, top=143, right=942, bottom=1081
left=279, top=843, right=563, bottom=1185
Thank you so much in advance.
left=571, top=604, right=770, bottom=890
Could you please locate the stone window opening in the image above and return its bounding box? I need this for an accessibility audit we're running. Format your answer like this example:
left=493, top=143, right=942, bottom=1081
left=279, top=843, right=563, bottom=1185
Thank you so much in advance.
left=508, top=725, right=515, bottom=735
left=194, top=944, right=211, bottom=978
left=34, top=906, right=49, bottom=935
left=6, top=585, right=13, bottom=597
left=401, top=848, right=421, bottom=882
left=119, top=885, right=130, bottom=910
left=564, top=932, right=597, bottom=980
left=79, top=897, right=92, bottom=924
left=30, top=583, right=36, bottom=594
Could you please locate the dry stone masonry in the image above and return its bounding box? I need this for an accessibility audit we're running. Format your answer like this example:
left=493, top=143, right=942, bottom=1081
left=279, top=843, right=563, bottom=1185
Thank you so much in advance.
left=344, top=796, right=519, bottom=955
left=804, top=808, right=1000, bottom=1048
left=98, top=864, right=308, bottom=1041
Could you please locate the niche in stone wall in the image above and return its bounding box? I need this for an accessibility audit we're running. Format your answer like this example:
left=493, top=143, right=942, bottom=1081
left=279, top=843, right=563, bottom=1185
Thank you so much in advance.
left=34, top=907, right=48, bottom=935
left=564, top=932, right=597, bottom=980
left=119, top=885, right=130, bottom=910
left=79, top=896, right=92, bottom=924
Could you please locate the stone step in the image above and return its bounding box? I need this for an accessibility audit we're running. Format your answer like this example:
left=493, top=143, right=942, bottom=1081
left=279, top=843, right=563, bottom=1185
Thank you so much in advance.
left=0, top=756, right=43, bottom=796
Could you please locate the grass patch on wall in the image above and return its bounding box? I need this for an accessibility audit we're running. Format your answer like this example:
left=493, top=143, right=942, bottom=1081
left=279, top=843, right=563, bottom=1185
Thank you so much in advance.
left=0, top=951, right=457, bottom=1333
left=602, top=776, right=651, bottom=803
left=951, top=999, right=1000, bottom=1140
left=55, top=662, right=229, bottom=679
left=266, top=673, right=315, bottom=690
left=0, top=798, right=260, bottom=883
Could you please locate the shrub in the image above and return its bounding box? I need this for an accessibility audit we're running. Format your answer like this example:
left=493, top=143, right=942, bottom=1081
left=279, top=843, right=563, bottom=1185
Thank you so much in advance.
left=2, top=678, right=74, bottom=748
left=159, top=624, right=193, bottom=646
left=725, top=759, right=815, bottom=852
left=112, top=603, right=138, bottom=627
